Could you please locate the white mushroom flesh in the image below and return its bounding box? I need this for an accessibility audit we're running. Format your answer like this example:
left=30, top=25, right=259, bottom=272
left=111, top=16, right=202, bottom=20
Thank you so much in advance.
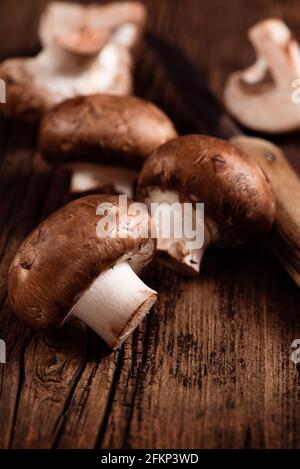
left=145, top=188, right=208, bottom=275
left=69, top=261, right=157, bottom=349
left=25, top=42, right=133, bottom=102
left=66, top=163, right=138, bottom=198
left=39, top=1, right=145, bottom=50
left=19, top=1, right=146, bottom=104
left=224, top=19, right=300, bottom=132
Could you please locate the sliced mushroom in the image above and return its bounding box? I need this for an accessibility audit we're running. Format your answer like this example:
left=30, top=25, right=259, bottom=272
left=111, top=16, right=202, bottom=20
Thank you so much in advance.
left=137, top=135, right=275, bottom=275
left=224, top=18, right=300, bottom=133
left=39, top=1, right=146, bottom=55
left=39, top=94, right=177, bottom=198
left=0, top=1, right=146, bottom=122
left=7, top=195, right=157, bottom=349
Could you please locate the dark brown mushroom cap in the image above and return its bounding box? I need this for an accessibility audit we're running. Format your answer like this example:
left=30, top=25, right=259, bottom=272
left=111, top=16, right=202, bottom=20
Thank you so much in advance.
left=8, top=194, right=156, bottom=330
left=0, top=59, right=52, bottom=122
left=39, top=94, right=177, bottom=169
left=137, top=135, right=275, bottom=245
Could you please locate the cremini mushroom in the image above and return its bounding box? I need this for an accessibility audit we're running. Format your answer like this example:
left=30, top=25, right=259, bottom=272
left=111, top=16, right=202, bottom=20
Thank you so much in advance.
left=0, top=1, right=146, bottom=122
left=224, top=18, right=300, bottom=133
left=137, top=135, right=275, bottom=275
left=39, top=94, right=177, bottom=198
left=7, top=195, right=157, bottom=349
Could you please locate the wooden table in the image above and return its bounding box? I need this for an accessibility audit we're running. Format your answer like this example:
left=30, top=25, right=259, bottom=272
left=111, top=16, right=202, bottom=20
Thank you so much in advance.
left=1, top=0, right=300, bottom=449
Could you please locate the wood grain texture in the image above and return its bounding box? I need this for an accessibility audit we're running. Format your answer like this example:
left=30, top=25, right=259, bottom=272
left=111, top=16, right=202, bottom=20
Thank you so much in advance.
left=0, top=0, right=300, bottom=449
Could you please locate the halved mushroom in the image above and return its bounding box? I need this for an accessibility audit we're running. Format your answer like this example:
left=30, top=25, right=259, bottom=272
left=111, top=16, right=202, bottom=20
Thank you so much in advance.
left=39, top=94, right=177, bottom=198
left=137, top=135, right=275, bottom=275
left=39, top=1, right=146, bottom=55
left=7, top=194, right=157, bottom=349
left=0, top=1, right=146, bottom=122
left=224, top=18, right=300, bottom=133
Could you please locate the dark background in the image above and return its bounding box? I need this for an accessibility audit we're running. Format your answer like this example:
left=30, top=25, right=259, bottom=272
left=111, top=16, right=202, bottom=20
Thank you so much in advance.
left=0, top=0, right=300, bottom=449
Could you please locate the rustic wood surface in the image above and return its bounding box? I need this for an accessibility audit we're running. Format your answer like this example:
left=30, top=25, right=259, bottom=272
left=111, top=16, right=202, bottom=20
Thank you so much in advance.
left=0, top=0, right=300, bottom=449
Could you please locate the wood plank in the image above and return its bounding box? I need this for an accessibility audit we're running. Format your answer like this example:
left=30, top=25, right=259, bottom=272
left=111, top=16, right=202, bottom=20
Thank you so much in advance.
left=0, top=0, right=299, bottom=449
left=100, top=0, right=300, bottom=448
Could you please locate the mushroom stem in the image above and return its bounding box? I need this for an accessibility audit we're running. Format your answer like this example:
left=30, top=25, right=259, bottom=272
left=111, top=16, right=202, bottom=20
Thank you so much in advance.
left=36, top=44, right=94, bottom=73
left=156, top=225, right=210, bottom=276
left=248, top=19, right=300, bottom=86
left=56, top=28, right=110, bottom=57
left=145, top=189, right=208, bottom=276
left=66, top=163, right=138, bottom=198
left=68, top=261, right=157, bottom=349
left=224, top=19, right=300, bottom=132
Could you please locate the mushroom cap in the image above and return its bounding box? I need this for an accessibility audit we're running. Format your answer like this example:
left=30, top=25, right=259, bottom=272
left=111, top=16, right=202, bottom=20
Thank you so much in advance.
left=0, top=59, right=53, bottom=122
left=137, top=135, right=275, bottom=245
left=8, top=194, right=156, bottom=330
left=39, top=94, right=177, bottom=169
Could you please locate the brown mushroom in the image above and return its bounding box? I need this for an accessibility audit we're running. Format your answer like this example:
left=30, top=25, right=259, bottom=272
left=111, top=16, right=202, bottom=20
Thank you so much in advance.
left=0, top=1, right=146, bottom=122
left=224, top=18, right=300, bottom=133
left=39, top=94, right=177, bottom=198
left=7, top=194, right=157, bottom=349
left=137, top=135, right=275, bottom=275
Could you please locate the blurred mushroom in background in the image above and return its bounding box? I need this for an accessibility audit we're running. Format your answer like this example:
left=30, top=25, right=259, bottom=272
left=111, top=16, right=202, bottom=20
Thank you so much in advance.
left=0, top=1, right=146, bottom=122
left=224, top=18, right=300, bottom=133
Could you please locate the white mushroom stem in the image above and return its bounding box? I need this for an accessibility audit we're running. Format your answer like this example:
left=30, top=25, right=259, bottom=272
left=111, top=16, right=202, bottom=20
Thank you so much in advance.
left=68, top=262, right=157, bottom=349
left=247, top=19, right=300, bottom=86
left=66, top=163, right=138, bottom=198
left=156, top=230, right=209, bottom=276
left=29, top=1, right=146, bottom=101
left=146, top=188, right=209, bottom=275
left=224, top=19, right=300, bottom=132
left=39, top=2, right=146, bottom=50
